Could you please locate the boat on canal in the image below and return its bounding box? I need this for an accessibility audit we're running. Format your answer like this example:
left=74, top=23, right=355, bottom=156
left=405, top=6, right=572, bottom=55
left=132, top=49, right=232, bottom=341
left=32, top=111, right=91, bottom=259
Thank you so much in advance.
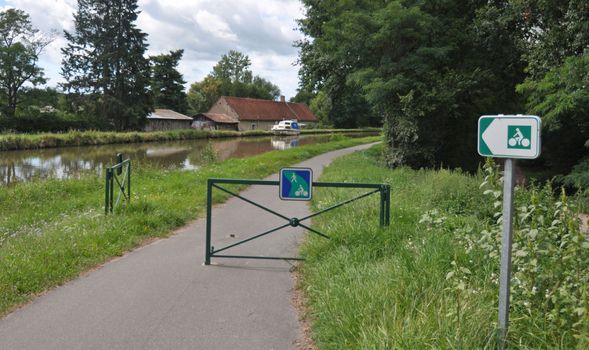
left=271, top=120, right=301, bottom=136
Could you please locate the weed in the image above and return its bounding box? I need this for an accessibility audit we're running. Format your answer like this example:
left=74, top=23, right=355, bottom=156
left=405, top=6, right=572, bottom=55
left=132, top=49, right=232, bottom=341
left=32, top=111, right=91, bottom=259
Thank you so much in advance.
left=300, top=148, right=588, bottom=349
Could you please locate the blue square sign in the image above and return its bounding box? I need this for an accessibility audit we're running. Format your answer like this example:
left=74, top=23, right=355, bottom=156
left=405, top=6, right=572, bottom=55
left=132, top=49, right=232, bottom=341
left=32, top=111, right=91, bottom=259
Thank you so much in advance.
left=279, top=167, right=313, bottom=201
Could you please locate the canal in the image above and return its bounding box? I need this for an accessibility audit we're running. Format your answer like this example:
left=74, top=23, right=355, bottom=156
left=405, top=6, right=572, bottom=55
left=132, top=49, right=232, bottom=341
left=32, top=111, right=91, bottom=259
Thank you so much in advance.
left=0, top=133, right=375, bottom=185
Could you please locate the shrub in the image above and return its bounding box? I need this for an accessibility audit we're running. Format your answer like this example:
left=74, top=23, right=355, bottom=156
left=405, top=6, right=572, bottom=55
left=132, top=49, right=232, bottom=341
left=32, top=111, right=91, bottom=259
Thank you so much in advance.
left=431, top=159, right=589, bottom=347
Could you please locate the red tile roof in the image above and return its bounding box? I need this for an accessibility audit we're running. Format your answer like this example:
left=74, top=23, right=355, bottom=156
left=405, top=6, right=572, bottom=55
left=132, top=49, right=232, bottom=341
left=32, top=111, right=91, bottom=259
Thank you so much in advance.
left=222, top=97, right=317, bottom=122
left=199, top=113, right=238, bottom=124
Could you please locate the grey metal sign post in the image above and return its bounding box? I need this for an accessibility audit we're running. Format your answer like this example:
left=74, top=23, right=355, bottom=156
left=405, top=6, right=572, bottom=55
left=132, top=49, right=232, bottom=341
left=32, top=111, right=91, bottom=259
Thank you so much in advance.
left=478, top=115, right=541, bottom=350
left=497, top=158, right=515, bottom=349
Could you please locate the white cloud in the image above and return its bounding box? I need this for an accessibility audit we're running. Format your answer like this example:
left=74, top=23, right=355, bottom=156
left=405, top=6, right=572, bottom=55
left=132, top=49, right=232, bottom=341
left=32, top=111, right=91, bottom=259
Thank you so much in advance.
left=2, top=0, right=306, bottom=99
left=194, top=10, right=238, bottom=42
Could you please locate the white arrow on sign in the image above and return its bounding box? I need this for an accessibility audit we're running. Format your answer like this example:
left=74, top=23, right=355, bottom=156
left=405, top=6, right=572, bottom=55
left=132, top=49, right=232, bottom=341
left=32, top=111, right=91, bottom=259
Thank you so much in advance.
left=479, top=115, right=541, bottom=159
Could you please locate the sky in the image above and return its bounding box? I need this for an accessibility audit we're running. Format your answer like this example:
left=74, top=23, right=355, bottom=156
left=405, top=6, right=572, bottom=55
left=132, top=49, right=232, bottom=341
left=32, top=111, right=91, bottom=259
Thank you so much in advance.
left=0, top=0, right=306, bottom=99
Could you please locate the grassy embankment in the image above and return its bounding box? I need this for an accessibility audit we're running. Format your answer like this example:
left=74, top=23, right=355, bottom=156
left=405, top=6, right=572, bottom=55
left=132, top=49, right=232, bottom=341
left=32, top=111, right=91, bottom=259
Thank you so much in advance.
left=300, top=145, right=589, bottom=349
left=0, top=135, right=380, bottom=317
left=0, top=128, right=380, bottom=151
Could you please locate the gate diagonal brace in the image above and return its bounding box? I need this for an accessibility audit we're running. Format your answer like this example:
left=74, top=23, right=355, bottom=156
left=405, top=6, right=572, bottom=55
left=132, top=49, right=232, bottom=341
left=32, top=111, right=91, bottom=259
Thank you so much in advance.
left=114, top=169, right=129, bottom=206
left=209, top=184, right=330, bottom=255
left=205, top=179, right=390, bottom=265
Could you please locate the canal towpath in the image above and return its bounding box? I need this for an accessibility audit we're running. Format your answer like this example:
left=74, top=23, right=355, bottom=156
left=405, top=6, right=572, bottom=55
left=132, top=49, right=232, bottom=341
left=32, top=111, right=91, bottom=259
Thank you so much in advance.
left=0, top=142, right=378, bottom=350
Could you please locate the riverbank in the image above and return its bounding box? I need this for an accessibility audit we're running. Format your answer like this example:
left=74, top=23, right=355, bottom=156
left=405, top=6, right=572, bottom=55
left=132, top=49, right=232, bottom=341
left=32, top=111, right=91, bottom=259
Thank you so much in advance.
left=0, top=128, right=380, bottom=151
left=0, top=136, right=379, bottom=317
left=299, top=145, right=588, bottom=348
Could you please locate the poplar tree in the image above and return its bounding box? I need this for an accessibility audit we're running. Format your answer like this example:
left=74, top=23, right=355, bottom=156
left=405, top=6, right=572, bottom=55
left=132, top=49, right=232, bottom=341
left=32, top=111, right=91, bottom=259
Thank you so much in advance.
left=61, top=0, right=151, bottom=130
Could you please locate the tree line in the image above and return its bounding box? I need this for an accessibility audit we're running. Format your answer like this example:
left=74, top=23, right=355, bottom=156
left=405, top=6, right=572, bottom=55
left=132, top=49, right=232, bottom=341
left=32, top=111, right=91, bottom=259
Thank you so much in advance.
left=0, top=0, right=282, bottom=133
left=294, top=0, right=589, bottom=183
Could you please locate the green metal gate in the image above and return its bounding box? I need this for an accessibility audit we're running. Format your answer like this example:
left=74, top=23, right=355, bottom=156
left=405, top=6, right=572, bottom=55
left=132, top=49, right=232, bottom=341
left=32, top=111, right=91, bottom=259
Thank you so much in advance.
left=105, top=153, right=131, bottom=214
left=205, top=178, right=390, bottom=265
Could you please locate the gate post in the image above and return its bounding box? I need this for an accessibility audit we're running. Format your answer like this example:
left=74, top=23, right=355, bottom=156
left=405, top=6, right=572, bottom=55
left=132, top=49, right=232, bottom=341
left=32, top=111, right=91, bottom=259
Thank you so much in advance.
left=379, top=184, right=391, bottom=226
left=127, top=161, right=131, bottom=204
left=105, top=168, right=111, bottom=214
left=205, top=179, right=213, bottom=265
left=109, top=169, right=114, bottom=213
left=116, top=153, right=123, bottom=175
left=385, top=184, right=391, bottom=226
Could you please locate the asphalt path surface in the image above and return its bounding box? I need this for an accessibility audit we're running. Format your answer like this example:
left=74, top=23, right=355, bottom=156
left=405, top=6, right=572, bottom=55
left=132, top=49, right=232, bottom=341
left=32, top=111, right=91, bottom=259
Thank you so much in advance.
left=0, top=142, right=377, bottom=350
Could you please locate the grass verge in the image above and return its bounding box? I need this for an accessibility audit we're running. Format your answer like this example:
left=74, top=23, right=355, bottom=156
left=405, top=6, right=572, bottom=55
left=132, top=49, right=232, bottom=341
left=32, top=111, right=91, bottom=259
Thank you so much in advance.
left=0, top=128, right=380, bottom=151
left=0, top=135, right=380, bottom=317
left=299, top=145, right=588, bottom=349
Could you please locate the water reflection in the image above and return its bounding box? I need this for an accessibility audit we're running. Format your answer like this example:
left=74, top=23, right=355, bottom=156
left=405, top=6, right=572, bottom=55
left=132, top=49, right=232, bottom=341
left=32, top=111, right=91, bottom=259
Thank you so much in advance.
left=271, top=136, right=299, bottom=150
left=0, top=133, right=375, bottom=185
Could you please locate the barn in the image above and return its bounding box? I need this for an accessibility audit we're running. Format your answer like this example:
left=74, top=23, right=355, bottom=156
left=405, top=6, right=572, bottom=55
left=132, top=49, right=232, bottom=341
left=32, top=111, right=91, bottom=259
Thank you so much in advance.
left=145, top=109, right=193, bottom=131
left=192, top=113, right=239, bottom=131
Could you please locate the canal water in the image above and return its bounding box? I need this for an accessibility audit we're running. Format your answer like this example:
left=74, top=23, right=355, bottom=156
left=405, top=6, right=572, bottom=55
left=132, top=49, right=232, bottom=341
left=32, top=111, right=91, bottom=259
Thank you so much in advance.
left=0, top=133, right=374, bottom=185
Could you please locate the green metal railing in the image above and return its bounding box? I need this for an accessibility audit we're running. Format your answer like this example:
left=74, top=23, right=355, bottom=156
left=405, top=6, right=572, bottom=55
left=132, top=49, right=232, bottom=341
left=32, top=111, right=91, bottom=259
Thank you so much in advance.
left=205, top=178, right=390, bottom=265
left=105, top=153, right=131, bottom=214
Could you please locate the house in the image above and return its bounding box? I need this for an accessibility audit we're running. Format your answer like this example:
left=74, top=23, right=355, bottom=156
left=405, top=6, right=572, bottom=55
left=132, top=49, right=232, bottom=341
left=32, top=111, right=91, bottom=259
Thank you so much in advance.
left=145, top=109, right=193, bottom=131
left=200, top=96, right=317, bottom=131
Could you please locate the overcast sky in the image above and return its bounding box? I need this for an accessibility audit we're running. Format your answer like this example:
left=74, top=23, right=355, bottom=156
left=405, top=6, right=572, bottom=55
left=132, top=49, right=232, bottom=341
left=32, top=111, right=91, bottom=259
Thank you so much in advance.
left=0, top=0, right=306, bottom=99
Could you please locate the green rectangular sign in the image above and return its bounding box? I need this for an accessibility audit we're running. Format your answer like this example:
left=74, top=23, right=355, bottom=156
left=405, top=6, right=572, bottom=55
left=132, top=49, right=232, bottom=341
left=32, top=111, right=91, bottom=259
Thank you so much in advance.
left=478, top=115, right=541, bottom=159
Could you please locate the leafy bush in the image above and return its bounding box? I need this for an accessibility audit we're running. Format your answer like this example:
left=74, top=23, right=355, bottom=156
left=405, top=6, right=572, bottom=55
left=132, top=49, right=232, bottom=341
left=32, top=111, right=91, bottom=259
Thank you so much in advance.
left=433, top=159, right=589, bottom=347
left=560, top=156, right=589, bottom=199
left=10, top=107, right=97, bottom=133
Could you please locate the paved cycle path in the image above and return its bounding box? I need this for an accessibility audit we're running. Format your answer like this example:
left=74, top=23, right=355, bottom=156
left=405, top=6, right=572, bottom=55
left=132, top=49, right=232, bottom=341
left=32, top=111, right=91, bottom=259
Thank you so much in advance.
left=0, top=142, right=377, bottom=350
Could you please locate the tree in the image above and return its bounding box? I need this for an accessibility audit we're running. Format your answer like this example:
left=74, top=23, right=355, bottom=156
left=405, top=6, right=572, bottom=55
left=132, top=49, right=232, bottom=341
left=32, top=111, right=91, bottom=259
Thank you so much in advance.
left=212, top=50, right=252, bottom=84
left=61, top=0, right=151, bottom=130
left=295, top=1, right=381, bottom=129
left=250, top=76, right=280, bottom=100
left=187, top=75, right=222, bottom=114
left=150, top=49, right=187, bottom=113
left=515, top=0, right=589, bottom=175
left=516, top=0, right=589, bottom=79
left=0, top=9, right=52, bottom=119
left=297, top=0, right=524, bottom=169
left=309, top=90, right=332, bottom=128
left=187, top=50, right=281, bottom=113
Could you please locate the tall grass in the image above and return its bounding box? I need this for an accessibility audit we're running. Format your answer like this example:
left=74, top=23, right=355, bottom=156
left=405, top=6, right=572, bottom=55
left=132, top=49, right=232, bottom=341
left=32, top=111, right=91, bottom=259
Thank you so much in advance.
left=0, top=136, right=380, bottom=316
left=0, top=128, right=380, bottom=151
left=299, top=145, right=588, bottom=349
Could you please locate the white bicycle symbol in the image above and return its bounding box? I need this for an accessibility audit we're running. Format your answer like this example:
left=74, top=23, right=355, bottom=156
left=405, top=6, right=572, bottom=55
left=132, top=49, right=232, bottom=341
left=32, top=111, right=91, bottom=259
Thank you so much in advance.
left=295, top=185, right=308, bottom=197
left=508, top=128, right=530, bottom=148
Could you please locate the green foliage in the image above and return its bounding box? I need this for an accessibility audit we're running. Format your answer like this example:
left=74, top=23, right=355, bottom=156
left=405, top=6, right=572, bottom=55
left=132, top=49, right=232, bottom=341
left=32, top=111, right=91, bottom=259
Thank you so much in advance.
left=301, top=146, right=494, bottom=348
left=187, top=51, right=281, bottom=114
left=61, top=0, right=152, bottom=130
left=296, top=1, right=380, bottom=128
left=517, top=0, right=589, bottom=79
left=187, top=75, right=222, bottom=114
left=562, top=156, right=589, bottom=199
left=0, top=8, right=52, bottom=119
left=297, top=0, right=524, bottom=169
left=301, top=148, right=589, bottom=348
left=212, top=50, right=252, bottom=84
left=518, top=52, right=589, bottom=173
left=440, top=159, right=589, bottom=347
left=200, top=142, right=218, bottom=164
left=150, top=49, right=188, bottom=113
left=309, top=90, right=332, bottom=128
left=0, top=136, right=378, bottom=316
